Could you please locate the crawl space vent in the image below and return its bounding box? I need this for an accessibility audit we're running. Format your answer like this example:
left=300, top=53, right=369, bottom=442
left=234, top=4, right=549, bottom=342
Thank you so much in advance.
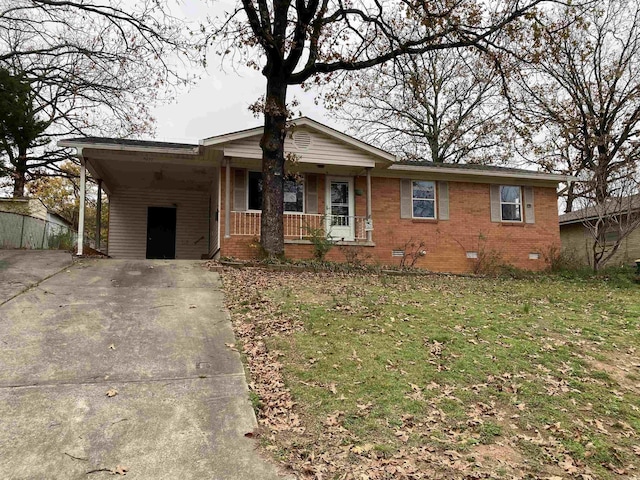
left=391, top=250, right=405, bottom=257
left=292, top=131, right=312, bottom=150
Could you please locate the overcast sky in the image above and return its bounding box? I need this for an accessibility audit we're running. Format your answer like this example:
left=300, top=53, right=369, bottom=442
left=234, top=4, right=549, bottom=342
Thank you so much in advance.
left=150, top=0, right=342, bottom=143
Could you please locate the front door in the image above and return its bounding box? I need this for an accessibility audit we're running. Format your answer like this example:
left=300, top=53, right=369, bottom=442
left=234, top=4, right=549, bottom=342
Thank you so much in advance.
left=326, top=177, right=355, bottom=241
left=146, top=207, right=177, bottom=259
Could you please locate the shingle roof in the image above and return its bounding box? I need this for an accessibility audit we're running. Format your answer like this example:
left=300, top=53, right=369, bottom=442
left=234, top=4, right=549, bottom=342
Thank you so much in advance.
left=393, top=159, right=548, bottom=175
left=62, top=137, right=198, bottom=150
left=559, top=194, right=640, bottom=224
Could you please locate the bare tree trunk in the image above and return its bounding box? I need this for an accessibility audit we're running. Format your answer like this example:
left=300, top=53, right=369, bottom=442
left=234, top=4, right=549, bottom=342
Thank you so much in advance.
left=259, top=75, right=287, bottom=258
left=12, top=151, right=27, bottom=197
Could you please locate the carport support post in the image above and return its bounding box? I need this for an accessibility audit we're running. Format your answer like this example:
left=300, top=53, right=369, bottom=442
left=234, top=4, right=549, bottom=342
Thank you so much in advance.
left=95, top=179, right=102, bottom=251
left=366, top=167, right=372, bottom=243
left=77, top=161, right=86, bottom=256
left=224, top=157, right=231, bottom=238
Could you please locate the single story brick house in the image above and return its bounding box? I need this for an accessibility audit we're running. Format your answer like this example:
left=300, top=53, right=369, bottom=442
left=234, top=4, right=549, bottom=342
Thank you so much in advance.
left=59, top=117, right=570, bottom=272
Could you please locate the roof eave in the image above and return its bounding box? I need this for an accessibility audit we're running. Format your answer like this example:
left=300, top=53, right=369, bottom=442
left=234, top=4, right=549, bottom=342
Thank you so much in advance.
left=388, top=164, right=573, bottom=183
left=58, top=139, right=201, bottom=156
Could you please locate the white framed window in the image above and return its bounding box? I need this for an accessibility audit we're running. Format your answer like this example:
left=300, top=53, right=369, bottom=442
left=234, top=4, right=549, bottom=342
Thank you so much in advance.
left=284, top=175, right=304, bottom=212
left=247, top=172, right=304, bottom=213
left=412, top=180, right=436, bottom=219
left=500, top=185, right=522, bottom=222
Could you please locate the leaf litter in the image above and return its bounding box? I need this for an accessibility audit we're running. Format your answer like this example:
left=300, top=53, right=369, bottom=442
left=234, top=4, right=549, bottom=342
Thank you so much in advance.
left=221, top=267, right=640, bottom=479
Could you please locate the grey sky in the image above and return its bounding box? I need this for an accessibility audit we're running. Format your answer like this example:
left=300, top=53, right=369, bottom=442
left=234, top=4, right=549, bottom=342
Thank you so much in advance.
left=151, top=0, right=341, bottom=143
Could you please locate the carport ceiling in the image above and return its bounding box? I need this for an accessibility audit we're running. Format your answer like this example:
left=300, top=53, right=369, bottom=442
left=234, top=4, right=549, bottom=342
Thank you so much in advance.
left=89, top=157, right=216, bottom=192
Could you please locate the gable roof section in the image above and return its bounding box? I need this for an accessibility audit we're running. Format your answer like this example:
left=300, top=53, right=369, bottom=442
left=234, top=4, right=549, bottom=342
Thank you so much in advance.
left=201, top=116, right=397, bottom=164
left=559, top=194, right=640, bottom=225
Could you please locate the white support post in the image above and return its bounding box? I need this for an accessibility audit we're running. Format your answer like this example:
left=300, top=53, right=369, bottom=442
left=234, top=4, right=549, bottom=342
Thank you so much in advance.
left=95, top=179, right=102, bottom=251
left=366, top=167, right=373, bottom=242
left=77, top=161, right=86, bottom=256
left=224, top=157, right=231, bottom=238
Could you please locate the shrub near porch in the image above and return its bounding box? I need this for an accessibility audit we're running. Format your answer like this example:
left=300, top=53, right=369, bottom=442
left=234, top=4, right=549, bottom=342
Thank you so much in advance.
left=222, top=268, right=640, bottom=479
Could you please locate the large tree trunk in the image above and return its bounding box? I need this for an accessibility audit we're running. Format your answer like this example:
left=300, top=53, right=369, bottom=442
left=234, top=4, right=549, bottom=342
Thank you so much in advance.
left=12, top=151, right=27, bottom=197
left=259, top=74, right=288, bottom=258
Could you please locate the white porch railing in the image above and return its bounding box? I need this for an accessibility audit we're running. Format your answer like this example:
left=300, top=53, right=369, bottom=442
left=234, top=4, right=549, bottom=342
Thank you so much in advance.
left=230, top=211, right=368, bottom=241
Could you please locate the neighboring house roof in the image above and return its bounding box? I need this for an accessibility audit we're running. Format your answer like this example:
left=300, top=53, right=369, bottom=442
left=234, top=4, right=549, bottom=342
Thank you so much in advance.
left=559, top=194, right=640, bottom=225
left=58, top=137, right=201, bottom=155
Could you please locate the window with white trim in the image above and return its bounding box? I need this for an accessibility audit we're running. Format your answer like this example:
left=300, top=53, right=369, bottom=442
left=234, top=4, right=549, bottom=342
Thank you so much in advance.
left=500, top=185, right=522, bottom=221
left=247, top=172, right=304, bottom=212
left=284, top=175, right=304, bottom=212
left=412, top=180, right=436, bottom=218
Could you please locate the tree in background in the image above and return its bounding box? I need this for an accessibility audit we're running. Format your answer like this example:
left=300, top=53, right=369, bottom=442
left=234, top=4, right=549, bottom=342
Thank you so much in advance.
left=0, top=68, right=49, bottom=197
left=508, top=0, right=640, bottom=213
left=0, top=0, right=200, bottom=196
left=28, top=161, right=109, bottom=248
left=331, top=48, right=511, bottom=165
left=212, top=0, right=567, bottom=257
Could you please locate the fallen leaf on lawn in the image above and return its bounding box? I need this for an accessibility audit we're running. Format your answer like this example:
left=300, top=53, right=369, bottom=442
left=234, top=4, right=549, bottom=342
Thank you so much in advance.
left=106, top=389, right=118, bottom=398
left=395, top=430, right=409, bottom=442
left=606, top=463, right=626, bottom=475
left=324, top=411, right=343, bottom=427
left=558, top=456, right=578, bottom=474
left=189, top=304, right=197, bottom=309
left=224, top=343, right=238, bottom=352
left=633, top=445, right=640, bottom=456
left=328, top=383, right=337, bottom=394
left=352, top=443, right=375, bottom=455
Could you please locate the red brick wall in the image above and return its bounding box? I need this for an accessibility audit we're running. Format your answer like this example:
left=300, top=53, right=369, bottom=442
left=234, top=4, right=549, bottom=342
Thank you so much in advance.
left=219, top=168, right=561, bottom=273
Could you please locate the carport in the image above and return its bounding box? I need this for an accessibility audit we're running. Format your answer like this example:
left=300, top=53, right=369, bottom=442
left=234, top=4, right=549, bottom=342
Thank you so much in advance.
left=59, top=138, right=224, bottom=260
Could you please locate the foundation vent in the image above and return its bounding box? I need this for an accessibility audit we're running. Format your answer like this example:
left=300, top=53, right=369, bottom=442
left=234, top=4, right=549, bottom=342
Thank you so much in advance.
left=391, top=250, right=405, bottom=257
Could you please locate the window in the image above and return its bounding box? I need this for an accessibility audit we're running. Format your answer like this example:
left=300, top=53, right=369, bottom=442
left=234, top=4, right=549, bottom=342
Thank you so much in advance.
left=500, top=186, right=522, bottom=221
left=248, top=171, right=263, bottom=210
left=247, top=172, right=304, bottom=212
left=599, top=227, right=620, bottom=245
left=412, top=180, right=436, bottom=218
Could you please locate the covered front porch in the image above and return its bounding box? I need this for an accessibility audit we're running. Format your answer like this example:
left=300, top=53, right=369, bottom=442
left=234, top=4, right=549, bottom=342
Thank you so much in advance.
left=230, top=211, right=370, bottom=242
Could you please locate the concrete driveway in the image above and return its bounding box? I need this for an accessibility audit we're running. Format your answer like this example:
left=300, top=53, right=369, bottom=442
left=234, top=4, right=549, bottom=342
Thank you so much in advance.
left=0, top=252, right=284, bottom=479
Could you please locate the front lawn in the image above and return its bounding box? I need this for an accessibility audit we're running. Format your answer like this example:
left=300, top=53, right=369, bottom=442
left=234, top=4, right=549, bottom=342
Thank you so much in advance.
left=222, top=268, right=640, bottom=479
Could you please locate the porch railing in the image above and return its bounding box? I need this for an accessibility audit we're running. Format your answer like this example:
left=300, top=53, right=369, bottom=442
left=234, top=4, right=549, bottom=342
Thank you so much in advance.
left=230, top=211, right=368, bottom=241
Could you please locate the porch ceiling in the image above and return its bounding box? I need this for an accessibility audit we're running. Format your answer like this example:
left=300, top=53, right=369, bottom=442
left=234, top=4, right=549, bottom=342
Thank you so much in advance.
left=85, top=151, right=217, bottom=194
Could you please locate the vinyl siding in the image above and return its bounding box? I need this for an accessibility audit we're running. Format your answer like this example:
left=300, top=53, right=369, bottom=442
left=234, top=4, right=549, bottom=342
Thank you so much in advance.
left=208, top=168, right=220, bottom=257
left=560, top=222, right=640, bottom=267
left=108, top=188, right=209, bottom=259
left=222, top=128, right=376, bottom=167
